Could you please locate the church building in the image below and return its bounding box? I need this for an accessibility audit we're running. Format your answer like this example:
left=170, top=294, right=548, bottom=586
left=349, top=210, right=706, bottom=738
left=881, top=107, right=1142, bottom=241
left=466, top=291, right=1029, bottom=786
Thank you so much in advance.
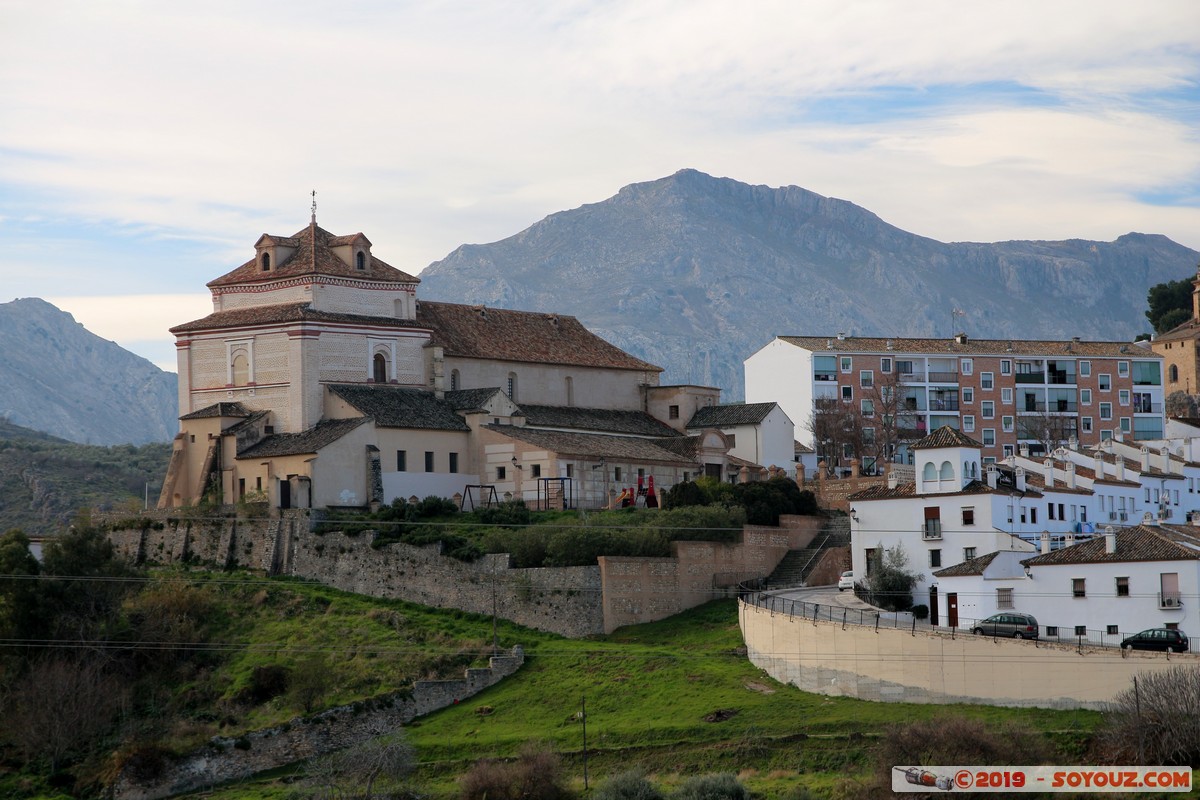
left=158, top=215, right=781, bottom=510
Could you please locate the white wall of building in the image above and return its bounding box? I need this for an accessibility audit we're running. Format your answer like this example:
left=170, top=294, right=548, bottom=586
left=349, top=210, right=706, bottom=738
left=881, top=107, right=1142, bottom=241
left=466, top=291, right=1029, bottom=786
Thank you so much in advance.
left=746, top=339, right=813, bottom=447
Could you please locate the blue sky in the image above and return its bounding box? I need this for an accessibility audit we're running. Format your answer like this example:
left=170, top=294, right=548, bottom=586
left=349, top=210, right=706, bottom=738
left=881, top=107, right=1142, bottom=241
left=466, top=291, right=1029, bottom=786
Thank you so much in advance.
left=1, top=0, right=1198, bottom=372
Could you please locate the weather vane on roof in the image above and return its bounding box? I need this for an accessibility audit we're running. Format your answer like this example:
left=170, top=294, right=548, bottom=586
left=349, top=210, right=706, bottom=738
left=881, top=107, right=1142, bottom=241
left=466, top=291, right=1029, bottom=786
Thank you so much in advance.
left=311, top=190, right=317, bottom=224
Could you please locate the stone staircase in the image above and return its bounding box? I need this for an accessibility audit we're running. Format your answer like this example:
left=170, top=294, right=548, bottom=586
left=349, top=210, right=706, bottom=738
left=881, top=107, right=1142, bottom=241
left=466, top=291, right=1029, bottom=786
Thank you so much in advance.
left=766, top=517, right=851, bottom=588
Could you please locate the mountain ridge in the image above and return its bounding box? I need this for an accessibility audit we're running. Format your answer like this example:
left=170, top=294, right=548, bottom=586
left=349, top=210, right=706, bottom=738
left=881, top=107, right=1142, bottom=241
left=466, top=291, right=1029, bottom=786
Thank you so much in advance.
left=418, top=170, right=1198, bottom=396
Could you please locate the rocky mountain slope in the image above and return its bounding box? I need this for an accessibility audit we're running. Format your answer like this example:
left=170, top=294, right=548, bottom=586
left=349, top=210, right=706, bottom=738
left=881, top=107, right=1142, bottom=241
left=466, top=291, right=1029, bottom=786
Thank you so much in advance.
left=0, top=298, right=178, bottom=444
left=418, top=169, right=1199, bottom=399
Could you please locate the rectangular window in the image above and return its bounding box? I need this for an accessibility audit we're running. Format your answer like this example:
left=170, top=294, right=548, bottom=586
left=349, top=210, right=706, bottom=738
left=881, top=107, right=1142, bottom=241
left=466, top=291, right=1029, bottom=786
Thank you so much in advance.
left=1082, top=416, right=1093, bottom=433
left=1031, top=507, right=1038, bottom=523
left=1048, top=503, right=1056, bottom=520
left=840, top=356, right=852, bottom=373
left=497, top=465, right=506, bottom=480
left=929, top=549, right=942, bottom=568
left=1080, top=506, right=1087, bottom=522
left=531, top=464, right=542, bottom=477
left=1080, top=388, right=1091, bottom=405
left=1046, top=626, right=1059, bottom=637
left=982, top=428, right=996, bottom=446
left=996, top=588, right=1013, bottom=609
left=669, top=405, right=679, bottom=419
left=1119, top=389, right=1130, bottom=406
left=425, top=451, right=434, bottom=472
left=1001, top=360, right=1012, bottom=375
left=1074, top=625, right=1087, bottom=637
left=397, top=450, right=407, bottom=471
left=880, top=357, right=892, bottom=373
left=981, top=372, right=994, bottom=390
left=860, top=370, right=873, bottom=388
left=1003, top=444, right=1015, bottom=457
left=449, top=453, right=459, bottom=474
left=1099, top=374, right=1111, bottom=391
left=961, top=507, right=975, bottom=525
left=860, top=398, right=874, bottom=416
left=1001, top=387, right=1013, bottom=404
left=963, top=415, right=975, bottom=432
left=962, top=387, right=974, bottom=403
left=1107, top=625, right=1119, bottom=636
left=981, top=400, right=995, bottom=419
left=961, top=359, right=973, bottom=375
left=1116, top=577, right=1129, bottom=597
left=841, top=385, right=853, bottom=401
left=1002, top=415, right=1014, bottom=432
left=1118, top=361, right=1129, bottom=377
left=566, top=464, right=574, bottom=478
left=1072, top=578, right=1086, bottom=598
left=1079, top=361, right=1091, bottom=377
left=614, top=467, right=623, bottom=481
left=1120, top=417, right=1131, bottom=434
left=1099, top=402, right=1112, bottom=420
left=963, top=546, right=976, bottom=560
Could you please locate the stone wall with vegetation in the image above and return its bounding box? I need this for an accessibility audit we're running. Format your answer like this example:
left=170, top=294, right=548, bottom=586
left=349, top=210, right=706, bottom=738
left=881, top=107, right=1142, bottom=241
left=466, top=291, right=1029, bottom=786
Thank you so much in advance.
left=114, top=648, right=524, bottom=800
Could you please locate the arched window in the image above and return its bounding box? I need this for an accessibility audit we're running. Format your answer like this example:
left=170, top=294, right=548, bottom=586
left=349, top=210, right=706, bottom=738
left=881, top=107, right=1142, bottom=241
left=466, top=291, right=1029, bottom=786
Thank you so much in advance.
left=356, top=251, right=366, bottom=270
left=450, top=369, right=460, bottom=391
left=506, top=372, right=518, bottom=401
left=373, top=353, right=388, bottom=383
left=939, top=460, right=954, bottom=481
left=1169, top=364, right=1179, bottom=383
left=261, top=252, right=271, bottom=271
left=922, top=462, right=936, bottom=481
left=232, top=352, right=250, bottom=386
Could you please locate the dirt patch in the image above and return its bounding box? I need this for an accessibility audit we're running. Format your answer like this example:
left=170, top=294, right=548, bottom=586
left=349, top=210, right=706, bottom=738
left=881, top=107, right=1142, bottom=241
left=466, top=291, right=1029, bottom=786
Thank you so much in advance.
left=744, top=681, right=776, bottom=694
left=703, top=708, right=739, bottom=723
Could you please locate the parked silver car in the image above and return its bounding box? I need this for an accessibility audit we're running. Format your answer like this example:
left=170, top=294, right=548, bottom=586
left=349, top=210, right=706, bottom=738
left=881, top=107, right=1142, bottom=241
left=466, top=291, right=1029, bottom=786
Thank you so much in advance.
left=971, top=612, right=1039, bottom=639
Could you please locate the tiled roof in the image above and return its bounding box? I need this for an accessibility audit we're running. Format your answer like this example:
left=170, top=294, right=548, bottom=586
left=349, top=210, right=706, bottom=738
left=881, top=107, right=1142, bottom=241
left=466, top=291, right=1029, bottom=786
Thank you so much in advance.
left=208, top=224, right=419, bottom=288
left=1151, top=318, right=1200, bottom=344
left=794, top=439, right=814, bottom=454
left=1084, top=449, right=1182, bottom=480
left=237, top=417, right=368, bottom=458
left=687, top=402, right=777, bottom=428
left=932, top=551, right=1001, bottom=577
left=444, top=388, right=503, bottom=412
left=170, top=303, right=429, bottom=334
left=327, top=384, right=470, bottom=431
left=519, top=405, right=681, bottom=437
left=416, top=301, right=661, bottom=372
left=849, top=478, right=1039, bottom=502
left=777, top=335, right=1159, bottom=359
left=180, top=401, right=252, bottom=420
left=913, top=425, right=983, bottom=450
left=1021, top=524, right=1200, bottom=566
left=225, top=410, right=270, bottom=435
left=485, top=425, right=699, bottom=465
left=655, top=436, right=705, bottom=460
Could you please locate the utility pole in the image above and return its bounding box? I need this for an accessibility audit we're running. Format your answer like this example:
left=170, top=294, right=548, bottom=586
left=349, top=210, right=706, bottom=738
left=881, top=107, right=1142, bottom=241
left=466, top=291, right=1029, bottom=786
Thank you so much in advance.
left=491, top=560, right=499, bottom=656
left=581, top=695, right=589, bottom=791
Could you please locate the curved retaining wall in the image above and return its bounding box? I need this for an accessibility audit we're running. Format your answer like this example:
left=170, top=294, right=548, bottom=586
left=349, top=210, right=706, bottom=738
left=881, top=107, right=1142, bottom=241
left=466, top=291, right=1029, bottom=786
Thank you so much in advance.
left=739, top=599, right=1193, bottom=710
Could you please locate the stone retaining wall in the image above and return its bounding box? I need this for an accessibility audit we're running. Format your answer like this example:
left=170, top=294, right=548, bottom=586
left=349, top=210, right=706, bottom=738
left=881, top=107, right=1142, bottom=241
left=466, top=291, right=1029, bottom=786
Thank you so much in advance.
left=114, top=647, right=524, bottom=800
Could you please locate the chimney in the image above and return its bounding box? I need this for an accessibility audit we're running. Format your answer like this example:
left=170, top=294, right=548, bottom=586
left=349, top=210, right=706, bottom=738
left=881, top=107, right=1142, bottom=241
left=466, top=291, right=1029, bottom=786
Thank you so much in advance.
left=1065, top=533, right=1075, bottom=548
left=1043, top=458, right=1054, bottom=488
left=1144, top=511, right=1158, bottom=527
left=1019, top=443, right=1030, bottom=458
left=1066, top=462, right=1077, bottom=489
left=986, top=464, right=998, bottom=489
left=837, top=332, right=846, bottom=341
left=1141, top=446, right=1151, bottom=472
left=1015, top=466, right=1026, bottom=492
left=1040, top=530, right=1051, bottom=555
left=954, top=333, right=968, bottom=345
left=1094, top=455, right=1106, bottom=480
left=1068, top=435, right=1079, bottom=451
left=1104, top=527, right=1117, bottom=554
left=1116, top=457, right=1126, bottom=482
left=1159, top=447, right=1172, bottom=473
left=887, top=469, right=898, bottom=489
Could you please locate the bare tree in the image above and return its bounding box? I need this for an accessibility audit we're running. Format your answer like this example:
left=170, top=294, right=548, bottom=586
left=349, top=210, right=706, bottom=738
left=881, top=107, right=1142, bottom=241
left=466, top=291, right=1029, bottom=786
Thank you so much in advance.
left=1017, top=410, right=1079, bottom=457
left=303, top=736, right=416, bottom=800
left=806, top=397, right=865, bottom=476
left=1165, top=390, right=1200, bottom=418
left=1096, top=665, right=1200, bottom=766
left=860, top=370, right=919, bottom=469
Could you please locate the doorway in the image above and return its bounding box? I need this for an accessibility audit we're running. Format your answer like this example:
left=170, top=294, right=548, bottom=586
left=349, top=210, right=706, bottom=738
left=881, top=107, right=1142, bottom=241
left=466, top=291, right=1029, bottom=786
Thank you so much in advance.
left=946, top=592, right=958, bottom=628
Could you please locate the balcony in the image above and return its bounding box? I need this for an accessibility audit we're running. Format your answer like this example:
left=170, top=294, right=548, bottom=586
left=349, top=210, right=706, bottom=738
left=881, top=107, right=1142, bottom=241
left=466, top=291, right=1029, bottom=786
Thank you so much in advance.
left=927, top=371, right=958, bottom=383
left=922, top=520, right=943, bottom=540
left=1015, top=372, right=1045, bottom=384
left=928, top=400, right=960, bottom=411
left=1133, top=401, right=1162, bottom=414
left=898, top=371, right=926, bottom=383
left=1020, top=401, right=1078, bottom=413
left=1160, top=592, right=1183, bottom=610
left=814, top=372, right=838, bottom=382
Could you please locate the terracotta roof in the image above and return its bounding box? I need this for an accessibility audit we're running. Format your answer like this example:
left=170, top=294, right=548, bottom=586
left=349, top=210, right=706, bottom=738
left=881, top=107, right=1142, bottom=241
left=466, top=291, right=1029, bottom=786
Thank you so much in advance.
left=208, top=224, right=419, bottom=288
left=847, top=479, right=1015, bottom=501
left=237, top=417, right=368, bottom=458
left=485, top=425, right=698, bottom=465
left=180, top=401, right=252, bottom=420
left=327, top=384, right=470, bottom=431
left=1151, top=318, right=1200, bottom=344
left=444, top=388, right=504, bottom=412
left=520, top=405, right=681, bottom=437
left=932, top=551, right=1001, bottom=577
left=794, top=440, right=815, bottom=454
left=1021, top=523, right=1200, bottom=566
left=170, top=303, right=429, bottom=334
left=913, top=425, right=983, bottom=450
left=687, top=402, right=777, bottom=428
left=655, top=436, right=705, bottom=460
left=416, top=301, right=661, bottom=372
left=777, top=335, right=1159, bottom=359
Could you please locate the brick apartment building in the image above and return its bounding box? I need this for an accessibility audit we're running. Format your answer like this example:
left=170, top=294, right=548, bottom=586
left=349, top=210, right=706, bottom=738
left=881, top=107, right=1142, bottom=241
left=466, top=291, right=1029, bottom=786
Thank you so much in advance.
left=746, top=333, right=1165, bottom=465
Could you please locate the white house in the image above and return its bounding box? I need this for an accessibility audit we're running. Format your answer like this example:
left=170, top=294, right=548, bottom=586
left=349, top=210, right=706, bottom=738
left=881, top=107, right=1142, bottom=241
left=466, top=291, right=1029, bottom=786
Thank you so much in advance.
left=685, top=402, right=795, bottom=474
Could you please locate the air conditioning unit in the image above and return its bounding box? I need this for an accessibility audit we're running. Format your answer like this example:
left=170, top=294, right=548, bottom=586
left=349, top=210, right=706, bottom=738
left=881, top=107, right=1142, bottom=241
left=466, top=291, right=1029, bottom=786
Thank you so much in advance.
left=1162, top=597, right=1179, bottom=608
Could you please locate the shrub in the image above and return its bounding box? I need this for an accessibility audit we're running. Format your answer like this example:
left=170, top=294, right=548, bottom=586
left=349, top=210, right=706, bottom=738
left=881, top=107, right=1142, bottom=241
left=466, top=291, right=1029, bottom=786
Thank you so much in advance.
left=866, top=542, right=919, bottom=612
left=1095, top=665, right=1200, bottom=766
left=460, top=742, right=573, bottom=800
left=911, top=604, right=929, bottom=620
left=672, top=773, right=749, bottom=800
left=239, top=664, right=289, bottom=705
left=595, top=769, right=664, bottom=800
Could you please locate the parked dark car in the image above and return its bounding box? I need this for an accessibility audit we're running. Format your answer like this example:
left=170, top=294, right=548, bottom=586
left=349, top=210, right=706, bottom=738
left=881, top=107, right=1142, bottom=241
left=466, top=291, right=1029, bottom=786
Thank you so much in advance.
left=1121, top=628, right=1190, bottom=652
left=971, top=612, right=1039, bottom=639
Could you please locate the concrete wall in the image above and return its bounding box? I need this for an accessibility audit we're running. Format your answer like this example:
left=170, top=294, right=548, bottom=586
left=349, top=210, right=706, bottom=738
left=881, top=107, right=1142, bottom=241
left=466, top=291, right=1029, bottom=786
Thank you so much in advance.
left=739, top=598, right=1195, bottom=710
left=113, top=648, right=524, bottom=800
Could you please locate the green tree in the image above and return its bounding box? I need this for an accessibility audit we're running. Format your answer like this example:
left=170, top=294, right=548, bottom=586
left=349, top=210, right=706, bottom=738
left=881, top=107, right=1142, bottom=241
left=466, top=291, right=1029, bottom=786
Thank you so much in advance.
left=1145, top=274, right=1195, bottom=334
left=867, top=541, right=920, bottom=612
left=0, top=529, right=42, bottom=642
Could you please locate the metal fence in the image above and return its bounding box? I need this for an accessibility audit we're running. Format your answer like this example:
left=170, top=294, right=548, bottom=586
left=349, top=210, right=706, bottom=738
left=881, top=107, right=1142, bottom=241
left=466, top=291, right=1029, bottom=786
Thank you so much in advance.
left=742, top=591, right=1196, bottom=653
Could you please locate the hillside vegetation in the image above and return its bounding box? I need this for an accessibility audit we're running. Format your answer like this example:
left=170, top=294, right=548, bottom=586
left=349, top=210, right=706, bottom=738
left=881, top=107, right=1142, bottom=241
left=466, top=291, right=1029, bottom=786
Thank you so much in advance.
left=0, top=418, right=170, bottom=535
